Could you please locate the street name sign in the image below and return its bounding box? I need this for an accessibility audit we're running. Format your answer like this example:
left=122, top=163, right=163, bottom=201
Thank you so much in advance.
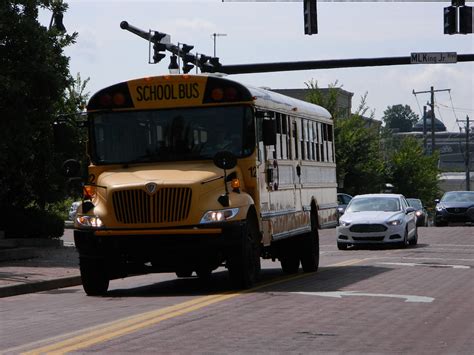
left=411, top=52, right=457, bottom=64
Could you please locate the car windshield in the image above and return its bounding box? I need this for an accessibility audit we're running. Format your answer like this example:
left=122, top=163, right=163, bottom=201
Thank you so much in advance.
left=89, top=106, right=255, bottom=164
left=346, top=197, right=401, bottom=212
left=441, top=191, right=474, bottom=203
left=407, top=199, right=422, bottom=209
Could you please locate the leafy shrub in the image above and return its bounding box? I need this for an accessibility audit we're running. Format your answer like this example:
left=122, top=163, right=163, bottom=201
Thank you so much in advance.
left=2, top=207, right=64, bottom=239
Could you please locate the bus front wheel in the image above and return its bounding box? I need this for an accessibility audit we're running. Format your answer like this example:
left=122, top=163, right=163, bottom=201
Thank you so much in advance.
left=228, top=219, right=260, bottom=289
left=79, top=257, right=109, bottom=296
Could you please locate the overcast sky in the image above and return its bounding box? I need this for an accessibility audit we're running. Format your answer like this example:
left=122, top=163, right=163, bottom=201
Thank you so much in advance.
left=41, top=0, right=473, bottom=132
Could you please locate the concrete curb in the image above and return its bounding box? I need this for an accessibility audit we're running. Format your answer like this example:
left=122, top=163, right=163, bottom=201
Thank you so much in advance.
left=0, top=276, right=82, bottom=298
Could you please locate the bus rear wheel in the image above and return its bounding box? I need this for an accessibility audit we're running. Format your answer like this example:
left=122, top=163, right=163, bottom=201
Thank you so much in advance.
left=228, top=219, right=260, bottom=289
left=300, top=231, right=319, bottom=272
left=79, top=257, right=109, bottom=296
left=279, top=239, right=300, bottom=274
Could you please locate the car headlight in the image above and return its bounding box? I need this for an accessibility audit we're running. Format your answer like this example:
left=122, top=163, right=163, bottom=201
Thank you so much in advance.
left=76, top=215, right=104, bottom=228
left=387, top=219, right=403, bottom=226
left=200, top=208, right=239, bottom=224
left=436, top=205, right=444, bottom=211
left=339, top=220, right=351, bottom=227
left=415, top=211, right=422, bottom=217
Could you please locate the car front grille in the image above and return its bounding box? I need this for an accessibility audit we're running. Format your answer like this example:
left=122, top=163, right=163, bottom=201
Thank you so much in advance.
left=352, top=236, right=385, bottom=242
left=349, top=224, right=388, bottom=233
left=112, top=188, right=192, bottom=224
left=446, top=207, right=468, bottom=214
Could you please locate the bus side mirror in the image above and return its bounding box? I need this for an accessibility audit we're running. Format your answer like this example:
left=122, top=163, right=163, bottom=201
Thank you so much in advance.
left=62, top=159, right=81, bottom=178
left=262, top=119, right=276, bottom=146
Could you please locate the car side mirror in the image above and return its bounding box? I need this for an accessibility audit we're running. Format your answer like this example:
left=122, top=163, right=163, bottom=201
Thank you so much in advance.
left=434, top=199, right=440, bottom=204
left=406, top=207, right=415, bottom=214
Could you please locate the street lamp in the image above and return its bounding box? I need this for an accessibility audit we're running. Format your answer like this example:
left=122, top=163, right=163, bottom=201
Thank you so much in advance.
left=168, top=55, right=179, bottom=74
left=211, top=33, right=227, bottom=57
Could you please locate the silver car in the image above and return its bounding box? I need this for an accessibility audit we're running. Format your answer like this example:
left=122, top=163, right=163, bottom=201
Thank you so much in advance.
left=68, top=201, right=81, bottom=221
left=336, top=193, right=417, bottom=250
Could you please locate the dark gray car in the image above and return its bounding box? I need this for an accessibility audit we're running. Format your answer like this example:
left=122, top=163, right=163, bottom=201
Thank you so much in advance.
left=434, top=191, right=474, bottom=226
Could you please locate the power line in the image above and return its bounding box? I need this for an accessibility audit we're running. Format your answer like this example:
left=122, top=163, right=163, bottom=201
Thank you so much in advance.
left=436, top=102, right=474, bottom=113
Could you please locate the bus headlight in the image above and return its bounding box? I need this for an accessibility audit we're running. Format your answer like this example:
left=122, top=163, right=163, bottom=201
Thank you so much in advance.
left=76, top=215, right=104, bottom=228
left=200, top=208, right=239, bottom=224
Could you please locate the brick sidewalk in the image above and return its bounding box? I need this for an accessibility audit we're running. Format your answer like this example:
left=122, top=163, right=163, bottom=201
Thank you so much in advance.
left=0, top=246, right=81, bottom=298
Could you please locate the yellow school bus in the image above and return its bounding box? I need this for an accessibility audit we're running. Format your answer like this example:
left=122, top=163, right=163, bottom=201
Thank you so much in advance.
left=71, top=74, right=337, bottom=295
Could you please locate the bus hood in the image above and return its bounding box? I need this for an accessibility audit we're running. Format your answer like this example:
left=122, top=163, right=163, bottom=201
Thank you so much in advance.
left=96, top=162, right=226, bottom=188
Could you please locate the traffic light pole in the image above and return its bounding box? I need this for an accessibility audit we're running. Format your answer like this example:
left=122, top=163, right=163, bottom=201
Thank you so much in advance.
left=217, top=54, right=474, bottom=74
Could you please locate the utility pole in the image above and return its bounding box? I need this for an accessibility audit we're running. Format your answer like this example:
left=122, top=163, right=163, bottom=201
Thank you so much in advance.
left=458, top=115, right=471, bottom=190
left=467, top=115, right=471, bottom=191
left=412, top=87, right=450, bottom=155
left=422, top=106, right=427, bottom=153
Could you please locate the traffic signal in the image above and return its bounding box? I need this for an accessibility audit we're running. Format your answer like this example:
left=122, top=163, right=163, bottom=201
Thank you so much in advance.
left=444, top=6, right=457, bottom=34
left=459, top=6, right=473, bottom=34
left=179, top=43, right=195, bottom=73
left=151, top=31, right=168, bottom=63
left=304, top=0, right=317, bottom=35
left=152, top=42, right=166, bottom=63
left=182, top=63, right=194, bottom=74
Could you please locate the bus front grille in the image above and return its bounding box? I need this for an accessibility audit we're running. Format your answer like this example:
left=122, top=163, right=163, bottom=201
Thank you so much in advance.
left=112, top=188, right=192, bottom=224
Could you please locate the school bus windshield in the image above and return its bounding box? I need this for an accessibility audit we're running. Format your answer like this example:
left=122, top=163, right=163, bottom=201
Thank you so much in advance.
left=90, top=105, right=255, bottom=165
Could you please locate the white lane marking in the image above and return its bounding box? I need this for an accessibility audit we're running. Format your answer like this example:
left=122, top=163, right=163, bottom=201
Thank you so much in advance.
left=380, top=256, right=474, bottom=262
left=429, top=244, right=474, bottom=248
left=379, top=262, right=470, bottom=269
left=293, top=291, right=434, bottom=303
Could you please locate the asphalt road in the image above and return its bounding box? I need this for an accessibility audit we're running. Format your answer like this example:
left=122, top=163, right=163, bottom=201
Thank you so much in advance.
left=1, top=226, right=473, bottom=354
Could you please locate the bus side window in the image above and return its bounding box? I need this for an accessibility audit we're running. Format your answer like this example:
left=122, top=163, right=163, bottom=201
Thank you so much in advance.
left=298, top=120, right=308, bottom=160
left=275, top=112, right=282, bottom=159
left=292, top=120, right=298, bottom=160
left=328, top=124, right=334, bottom=162
left=281, top=114, right=288, bottom=160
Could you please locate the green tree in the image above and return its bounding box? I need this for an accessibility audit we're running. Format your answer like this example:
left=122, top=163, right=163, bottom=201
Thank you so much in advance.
left=382, top=104, right=419, bottom=133
left=306, top=81, right=384, bottom=194
left=305, top=79, right=344, bottom=119
left=0, top=0, right=77, bottom=237
left=334, top=114, right=385, bottom=195
left=385, top=137, right=440, bottom=207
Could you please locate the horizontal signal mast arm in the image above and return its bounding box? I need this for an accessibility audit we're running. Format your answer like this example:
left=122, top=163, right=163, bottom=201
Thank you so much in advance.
left=216, top=54, right=474, bottom=74
left=120, top=21, right=153, bottom=42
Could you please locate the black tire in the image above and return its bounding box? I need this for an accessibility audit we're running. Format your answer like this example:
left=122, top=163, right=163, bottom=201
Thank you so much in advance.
left=409, top=227, right=418, bottom=246
left=400, top=228, right=409, bottom=248
left=228, top=217, right=261, bottom=289
left=337, top=242, right=348, bottom=250
left=300, top=231, right=320, bottom=272
left=280, top=238, right=300, bottom=274
left=196, top=268, right=212, bottom=282
left=79, top=258, right=109, bottom=296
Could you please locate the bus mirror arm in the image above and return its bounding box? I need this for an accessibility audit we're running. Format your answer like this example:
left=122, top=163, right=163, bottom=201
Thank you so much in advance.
left=213, top=151, right=237, bottom=207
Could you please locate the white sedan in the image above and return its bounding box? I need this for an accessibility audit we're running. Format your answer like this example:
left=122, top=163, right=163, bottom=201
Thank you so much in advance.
left=336, top=194, right=418, bottom=250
